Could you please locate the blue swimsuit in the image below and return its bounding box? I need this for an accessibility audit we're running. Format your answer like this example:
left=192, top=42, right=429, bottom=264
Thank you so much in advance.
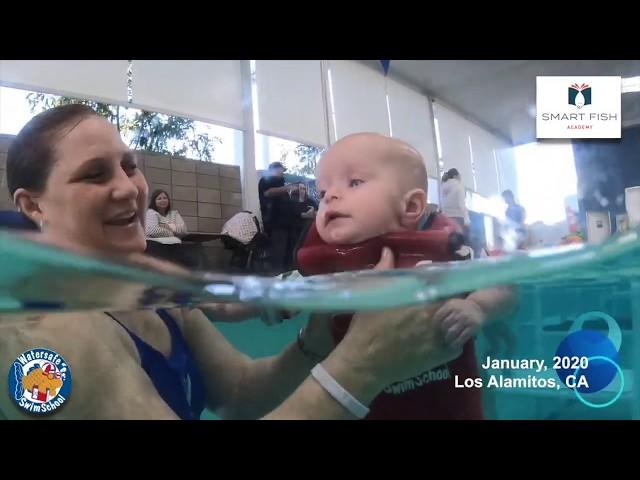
left=106, top=309, right=207, bottom=420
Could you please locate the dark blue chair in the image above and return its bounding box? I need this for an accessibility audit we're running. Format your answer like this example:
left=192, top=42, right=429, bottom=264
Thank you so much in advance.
left=0, top=210, right=38, bottom=231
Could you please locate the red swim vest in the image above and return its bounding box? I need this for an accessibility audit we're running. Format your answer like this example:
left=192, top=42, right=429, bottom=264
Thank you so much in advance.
left=296, top=214, right=484, bottom=419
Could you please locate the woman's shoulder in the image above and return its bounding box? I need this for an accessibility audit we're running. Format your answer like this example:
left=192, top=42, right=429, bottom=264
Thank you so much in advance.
left=0, top=312, right=137, bottom=362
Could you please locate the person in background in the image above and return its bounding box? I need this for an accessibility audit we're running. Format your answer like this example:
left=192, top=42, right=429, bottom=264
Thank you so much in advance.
left=145, top=189, right=187, bottom=243
left=145, top=189, right=191, bottom=265
left=258, top=162, right=298, bottom=274
left=502, top=189, right=527, bottom=248
left=502, top=189, right=526, bottom=227
left=289, top=182, right=318, bottom=251
left=440, top=168, right=470, bottom=231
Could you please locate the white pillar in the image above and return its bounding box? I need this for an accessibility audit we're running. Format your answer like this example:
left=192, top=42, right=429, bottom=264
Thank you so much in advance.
left=239, top=60, right=262, bottom=223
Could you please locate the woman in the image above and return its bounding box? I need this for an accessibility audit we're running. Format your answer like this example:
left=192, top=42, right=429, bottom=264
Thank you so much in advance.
left=146, top=189, right=188, bottom=244
left=440, top=168, right=470, bottom=231
left=0, top=104, right=460, bottom=420
left=145, top=189, right=192, bottom=266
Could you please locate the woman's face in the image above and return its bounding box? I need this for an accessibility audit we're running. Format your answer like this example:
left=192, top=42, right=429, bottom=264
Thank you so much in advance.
left=32, top=116, right=149, bottom=255
left=155, top=192, right=170, bottom=211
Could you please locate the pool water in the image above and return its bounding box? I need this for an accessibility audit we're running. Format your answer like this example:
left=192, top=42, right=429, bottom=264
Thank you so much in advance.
left=1, top=230, right=639, bottom=419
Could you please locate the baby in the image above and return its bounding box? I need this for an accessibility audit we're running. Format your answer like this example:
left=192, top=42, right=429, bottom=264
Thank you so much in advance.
left=315, top=133, right=429, bottom=246
left=304, top=133, right=515, bottom=419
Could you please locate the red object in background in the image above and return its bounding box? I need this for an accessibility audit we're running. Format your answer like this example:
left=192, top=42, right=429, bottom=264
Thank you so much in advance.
left=295, top=215, right=483, bottom=419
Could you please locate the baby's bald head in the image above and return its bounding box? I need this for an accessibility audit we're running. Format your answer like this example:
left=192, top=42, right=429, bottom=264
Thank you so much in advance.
left=315, top=133, right=430, bottom=244
left=322, top=133, right=428, bottom=193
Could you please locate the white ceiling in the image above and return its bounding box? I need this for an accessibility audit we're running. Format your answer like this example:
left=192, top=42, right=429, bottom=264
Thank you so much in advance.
left=361, top=60, right=640, bottom=146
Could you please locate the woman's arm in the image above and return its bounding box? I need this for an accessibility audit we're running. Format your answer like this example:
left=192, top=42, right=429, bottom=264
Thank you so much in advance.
left=182, top=306, right=388, bottom=420
left=181, top=308, right=328, bottom=419
left=172, top=211, right=188, bottom=237
left=181, top=248, right=460, bottom=420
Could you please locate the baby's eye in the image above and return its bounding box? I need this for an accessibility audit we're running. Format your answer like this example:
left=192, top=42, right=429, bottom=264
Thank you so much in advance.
left=349, top=179, right=364, bottom=188
left=319, top=190, right=326, bottom=199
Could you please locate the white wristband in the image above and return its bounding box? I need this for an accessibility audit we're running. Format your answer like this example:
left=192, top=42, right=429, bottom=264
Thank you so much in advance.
left=311, top=364, right=370, bottom=419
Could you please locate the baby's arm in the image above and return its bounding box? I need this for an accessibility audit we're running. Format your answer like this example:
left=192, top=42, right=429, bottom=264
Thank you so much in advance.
left=433, top=286, right=517, bottom=349
left=466, top=286, right=517, bottom=325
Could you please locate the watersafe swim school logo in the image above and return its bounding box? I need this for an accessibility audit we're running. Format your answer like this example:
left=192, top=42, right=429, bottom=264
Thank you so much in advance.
left=554, top=311, right=624, bottom=408
left=7, top=348, right=72, bottom=415
left=568, top=83, right=591, bottom=109
left=536, top=76, right=620, bottom=139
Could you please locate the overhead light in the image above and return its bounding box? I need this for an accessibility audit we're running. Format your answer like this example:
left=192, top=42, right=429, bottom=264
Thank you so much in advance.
left=622, top=76, right=640, bottom=94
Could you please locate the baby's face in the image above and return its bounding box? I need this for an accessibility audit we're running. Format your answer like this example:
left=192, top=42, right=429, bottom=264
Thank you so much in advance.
left=316, top=147, right=405, bottom=245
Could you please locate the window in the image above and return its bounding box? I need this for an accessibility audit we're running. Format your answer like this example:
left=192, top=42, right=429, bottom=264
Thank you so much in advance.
left=255, top=133, right=323, bottom=179
left=255, top=133, right=324, bottom=201
left=514, top=141, right=578, bottom=225
left=427, top=177, right=440, bottom=205
left=0, top=86, right=242, bottom=166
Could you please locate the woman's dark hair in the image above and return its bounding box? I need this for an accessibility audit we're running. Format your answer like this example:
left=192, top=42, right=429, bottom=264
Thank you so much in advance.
left=6, top=104, right=99, bottom=197
left=442, top=168, right=460, bottom=183
left=149, top=189, right=172, bottom=214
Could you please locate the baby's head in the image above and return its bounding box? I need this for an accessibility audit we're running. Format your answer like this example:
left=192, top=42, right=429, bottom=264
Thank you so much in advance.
left=315, top=133, right=428, bottom=245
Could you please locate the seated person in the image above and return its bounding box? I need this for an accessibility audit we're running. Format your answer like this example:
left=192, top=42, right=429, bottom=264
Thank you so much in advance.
left=145, top=189, right=187, bottom=244
left=145, top=189, right=198, bottom=266
left=296, top=133, right=516, bottom=419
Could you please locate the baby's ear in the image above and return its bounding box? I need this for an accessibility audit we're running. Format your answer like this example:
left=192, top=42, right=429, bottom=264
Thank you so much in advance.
left=401, top=188, right=427, bottom=228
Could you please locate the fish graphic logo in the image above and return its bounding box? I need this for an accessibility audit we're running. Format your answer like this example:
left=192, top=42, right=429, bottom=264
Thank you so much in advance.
left=569, top=83, right=592, bottom=109
left=7, top=348, right=72, bottom=415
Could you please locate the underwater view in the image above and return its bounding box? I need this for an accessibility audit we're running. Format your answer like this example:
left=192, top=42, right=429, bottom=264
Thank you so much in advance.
left=1, top=229, right=638, bottom=419
left=1, top=59, right=639, bottom=420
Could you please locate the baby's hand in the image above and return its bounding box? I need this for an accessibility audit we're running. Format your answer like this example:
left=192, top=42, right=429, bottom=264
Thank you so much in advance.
left=433, top=298, right=486, bottom=349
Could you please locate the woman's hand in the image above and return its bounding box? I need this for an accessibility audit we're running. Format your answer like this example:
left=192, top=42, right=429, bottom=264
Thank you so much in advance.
left=299, top=313, right=336, bottom=360
left=330, top=247, right=462, bottom=389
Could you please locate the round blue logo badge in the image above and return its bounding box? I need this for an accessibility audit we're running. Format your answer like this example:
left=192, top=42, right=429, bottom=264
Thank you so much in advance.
left=555, top=311, right=623, bottom=408
left=8, top=348, right=72, bottom=415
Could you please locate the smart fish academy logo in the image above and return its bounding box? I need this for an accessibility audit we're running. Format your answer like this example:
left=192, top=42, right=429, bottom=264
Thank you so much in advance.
left=568, top=83, right=591, bottom=109
left=8, top=348, right=72, bottom=415
left=537, top=76, right=620, bottom=139
left=554, top=312, right=624, bottom=408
